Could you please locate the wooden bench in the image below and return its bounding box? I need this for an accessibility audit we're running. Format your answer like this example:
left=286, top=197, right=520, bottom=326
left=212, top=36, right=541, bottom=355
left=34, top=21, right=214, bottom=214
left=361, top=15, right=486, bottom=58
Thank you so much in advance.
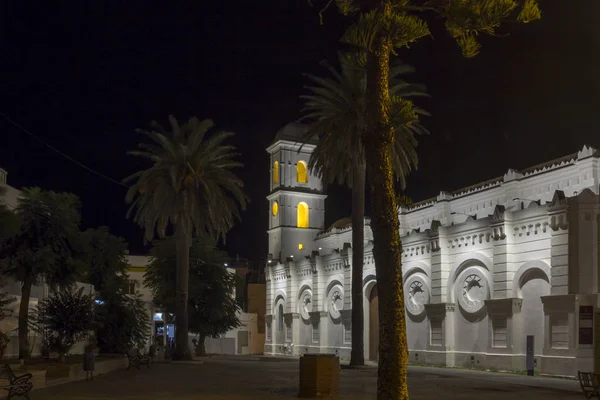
left=126, top=350, right=151, bottom=370
left=0, top=364, right=33, bottom=400
left=578, top=371, right=600, bottom=399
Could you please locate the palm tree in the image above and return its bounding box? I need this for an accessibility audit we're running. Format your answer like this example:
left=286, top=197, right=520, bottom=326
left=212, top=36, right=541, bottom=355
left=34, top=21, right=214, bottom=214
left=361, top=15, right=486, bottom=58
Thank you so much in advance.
left=0, top=188, right=82, bottom=359
left=124, top=115, right=248, bottom=360
left=300, top=52, right=429, bottom=366
left=322, top=1, right=541, bottom=398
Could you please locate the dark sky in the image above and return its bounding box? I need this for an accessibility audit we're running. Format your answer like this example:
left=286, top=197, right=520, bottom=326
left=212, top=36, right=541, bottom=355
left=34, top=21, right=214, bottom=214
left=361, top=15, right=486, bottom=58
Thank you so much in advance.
left=1, top=1, right=599, bottom=264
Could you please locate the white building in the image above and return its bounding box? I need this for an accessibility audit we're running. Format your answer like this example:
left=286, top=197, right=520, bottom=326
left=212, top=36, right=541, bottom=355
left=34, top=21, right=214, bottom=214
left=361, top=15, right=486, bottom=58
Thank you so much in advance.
left=264, top=122, right=600, bottom=377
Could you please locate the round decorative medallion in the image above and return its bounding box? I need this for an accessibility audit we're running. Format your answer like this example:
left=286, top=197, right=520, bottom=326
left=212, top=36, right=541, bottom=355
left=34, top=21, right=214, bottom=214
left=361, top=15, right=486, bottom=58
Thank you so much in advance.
left=328, top=286, right=344, bottom=319
left=455, top=268, right=489, bottom=314
left=404, top=274, right=430, bottom=316
left=299, top=290, right=312, bottom=321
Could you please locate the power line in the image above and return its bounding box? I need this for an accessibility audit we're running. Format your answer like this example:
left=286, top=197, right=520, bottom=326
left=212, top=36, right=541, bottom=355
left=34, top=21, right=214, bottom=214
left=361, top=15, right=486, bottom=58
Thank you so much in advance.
left=0, top=112, right=129, bottom=189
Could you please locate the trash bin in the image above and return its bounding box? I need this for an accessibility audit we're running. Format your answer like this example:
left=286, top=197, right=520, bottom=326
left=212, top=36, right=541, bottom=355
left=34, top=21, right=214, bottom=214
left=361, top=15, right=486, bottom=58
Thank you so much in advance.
left=298, top=354, right=340, bottom=398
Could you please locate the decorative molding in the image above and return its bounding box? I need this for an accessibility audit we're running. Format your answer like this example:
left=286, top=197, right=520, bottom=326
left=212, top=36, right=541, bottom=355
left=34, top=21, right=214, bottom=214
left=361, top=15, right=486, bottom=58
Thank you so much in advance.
left=484, top=298, right=522, bottom=316
left=425, top=303, right=455, bottom=319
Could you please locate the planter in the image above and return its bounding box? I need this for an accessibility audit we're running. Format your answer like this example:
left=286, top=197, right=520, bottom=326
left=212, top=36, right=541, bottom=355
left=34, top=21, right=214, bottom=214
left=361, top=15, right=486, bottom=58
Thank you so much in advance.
left=298, top=354, right=340, bottom=398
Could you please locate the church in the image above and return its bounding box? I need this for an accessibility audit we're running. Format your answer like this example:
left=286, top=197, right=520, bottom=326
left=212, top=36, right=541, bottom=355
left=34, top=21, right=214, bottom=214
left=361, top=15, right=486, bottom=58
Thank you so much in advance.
left=264, top=122, right=600, bottom=377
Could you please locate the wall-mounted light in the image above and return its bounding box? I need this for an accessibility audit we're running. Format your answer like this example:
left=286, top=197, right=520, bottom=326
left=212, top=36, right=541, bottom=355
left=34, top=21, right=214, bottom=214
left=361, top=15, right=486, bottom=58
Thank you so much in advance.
left=224, top=263, right=228, bottom=267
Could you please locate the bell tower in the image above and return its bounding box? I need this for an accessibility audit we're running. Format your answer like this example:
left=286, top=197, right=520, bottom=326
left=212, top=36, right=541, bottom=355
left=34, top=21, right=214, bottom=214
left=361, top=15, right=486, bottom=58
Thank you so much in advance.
left=266, top=122, right=326, bottom=261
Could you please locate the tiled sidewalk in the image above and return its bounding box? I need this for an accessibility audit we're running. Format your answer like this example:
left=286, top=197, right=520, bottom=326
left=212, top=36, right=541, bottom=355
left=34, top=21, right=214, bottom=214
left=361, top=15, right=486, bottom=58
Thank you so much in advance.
left=32, top=357, right=582, bottom=400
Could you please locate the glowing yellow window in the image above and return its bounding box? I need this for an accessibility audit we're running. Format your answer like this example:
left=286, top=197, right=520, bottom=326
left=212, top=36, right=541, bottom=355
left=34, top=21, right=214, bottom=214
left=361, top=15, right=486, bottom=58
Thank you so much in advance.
left=273, top=161, right=279, bottom=184
left=296, top=161, right=308, bottom=183
left=298, top=243, right=304, bottom=250
left=272, top=201, right=279, bottom=216
left=297, top=202, right=309, bottom=228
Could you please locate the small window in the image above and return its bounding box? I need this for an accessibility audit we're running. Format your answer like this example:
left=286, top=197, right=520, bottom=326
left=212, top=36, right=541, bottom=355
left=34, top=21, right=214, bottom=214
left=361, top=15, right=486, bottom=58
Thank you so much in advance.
left=273, top=161, right=279, bottom=184
left=297, top=202, right=309, bottom=228
left=278, top=304, right=284, bottom=331
left=298, top=243, right=304, bottom=250
left=272, top=201, right=279, bottom=216
left=128, top=280, right=136, bottom=294
left=296, top=161, right=308, bottom=183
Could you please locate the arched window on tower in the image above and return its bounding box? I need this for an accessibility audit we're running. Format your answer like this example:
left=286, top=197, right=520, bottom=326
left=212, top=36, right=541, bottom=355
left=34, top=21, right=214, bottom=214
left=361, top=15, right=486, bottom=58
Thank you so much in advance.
left=296, top=161, right=308, bottom=183
left=297, top=202, right=309, bottom=228
left=273, top=161, right=279, bottom=184
left=278, top=304, right=284, bottom=331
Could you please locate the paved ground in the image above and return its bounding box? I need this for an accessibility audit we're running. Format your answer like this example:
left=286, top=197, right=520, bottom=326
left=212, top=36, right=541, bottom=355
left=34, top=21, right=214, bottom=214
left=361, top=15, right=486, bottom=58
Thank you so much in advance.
left=33, top=357, right=583, bottom=399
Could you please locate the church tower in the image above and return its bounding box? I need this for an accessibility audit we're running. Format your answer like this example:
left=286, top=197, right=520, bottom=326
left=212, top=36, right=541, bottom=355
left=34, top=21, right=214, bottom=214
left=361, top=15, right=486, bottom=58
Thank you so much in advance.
left=266, top=122, right=326, bottom=261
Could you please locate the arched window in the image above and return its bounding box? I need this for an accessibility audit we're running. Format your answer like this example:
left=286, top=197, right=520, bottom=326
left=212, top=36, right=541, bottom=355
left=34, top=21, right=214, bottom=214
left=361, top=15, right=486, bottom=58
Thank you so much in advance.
left=273, top=161, right=279, bottom=184
left=278, top=304, right=284, bottom=331
left=296, top=161, right=308, bottom=183
left=297, top=202, right=309, bottom=228
left=272, top=201, right=279, bottom=216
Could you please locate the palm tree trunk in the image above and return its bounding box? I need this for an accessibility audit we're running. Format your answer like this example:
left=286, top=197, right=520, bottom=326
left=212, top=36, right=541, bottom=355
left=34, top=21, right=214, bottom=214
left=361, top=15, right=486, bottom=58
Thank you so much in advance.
left=365, top=1, right=409, bottom=398
left=18, top=277, right=33, bottom=359
left=350, top=159, right=366, bottom=366
left=172, top=218, right=192, bottom=360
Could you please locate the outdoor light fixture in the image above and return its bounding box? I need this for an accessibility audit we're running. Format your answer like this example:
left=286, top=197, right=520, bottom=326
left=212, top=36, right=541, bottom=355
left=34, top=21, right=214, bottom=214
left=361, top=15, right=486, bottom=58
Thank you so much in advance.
left=224, top=263, right=228, bottom=267
left=318, top=247, right=322, bottom=250
left=268, top=260, right=272, bottom=264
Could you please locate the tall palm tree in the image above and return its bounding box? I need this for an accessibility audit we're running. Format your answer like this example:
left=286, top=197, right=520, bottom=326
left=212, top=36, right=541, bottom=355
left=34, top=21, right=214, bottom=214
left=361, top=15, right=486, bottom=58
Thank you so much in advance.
left=323, top=2, right=541, bottom=398
left=0, top=188, right=82, bottom=359
left=300, top=52, right=428, bottom=366
left=124, top=116, right=248, bottom=360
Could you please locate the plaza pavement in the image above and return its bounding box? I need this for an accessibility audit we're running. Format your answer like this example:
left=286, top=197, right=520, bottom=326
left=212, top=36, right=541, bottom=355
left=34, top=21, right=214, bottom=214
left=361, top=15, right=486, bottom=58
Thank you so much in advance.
left=33, top=356, right=583, bottom=399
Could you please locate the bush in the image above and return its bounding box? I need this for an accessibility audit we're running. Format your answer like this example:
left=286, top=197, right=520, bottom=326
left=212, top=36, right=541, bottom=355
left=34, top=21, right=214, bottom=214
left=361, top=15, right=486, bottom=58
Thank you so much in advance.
left=32, top=287, right=95, bottom=359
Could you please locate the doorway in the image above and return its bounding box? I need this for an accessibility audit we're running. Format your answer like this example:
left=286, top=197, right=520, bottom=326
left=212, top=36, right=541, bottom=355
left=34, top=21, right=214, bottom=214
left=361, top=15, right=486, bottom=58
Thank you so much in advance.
left=369, top=284, right=379, bottom=361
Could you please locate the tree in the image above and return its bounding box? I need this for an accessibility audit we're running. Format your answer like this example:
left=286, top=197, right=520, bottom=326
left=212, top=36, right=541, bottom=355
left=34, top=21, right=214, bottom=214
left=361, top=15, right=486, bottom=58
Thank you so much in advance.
left=31, top=286, right=95, bottom=362
left=0, top=277, right=16, bottom=359
left=80, top=226, right=129, bottom=300
left=310, top=1, right=541, bottom=398
left=124, top=116, right=248, bottom=360
left=301, top=53, right=428, bottom=366
left=0, top=188, right=83, bottom=359
left=79, top=226, right=150, bottom=353
left=95, top=293, right=151, bottom=354
left=144, top=236, right=241, bottom=356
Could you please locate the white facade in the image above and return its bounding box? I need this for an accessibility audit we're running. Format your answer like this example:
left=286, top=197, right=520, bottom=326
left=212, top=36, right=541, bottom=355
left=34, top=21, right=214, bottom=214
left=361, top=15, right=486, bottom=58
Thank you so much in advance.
left=264, top=130, right=600, bottom=377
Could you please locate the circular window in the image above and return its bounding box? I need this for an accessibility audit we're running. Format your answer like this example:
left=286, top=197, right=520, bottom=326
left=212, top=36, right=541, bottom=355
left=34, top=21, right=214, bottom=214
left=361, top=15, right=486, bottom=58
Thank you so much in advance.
left=455, top=267, right=490, bottom=314
left=327, top=285, right=344, bottom=320
left=298, top=289, right=313, bottom=321
left=404, top=274, right=430, bottom=317
left=272, top=201, right=279, bottom=216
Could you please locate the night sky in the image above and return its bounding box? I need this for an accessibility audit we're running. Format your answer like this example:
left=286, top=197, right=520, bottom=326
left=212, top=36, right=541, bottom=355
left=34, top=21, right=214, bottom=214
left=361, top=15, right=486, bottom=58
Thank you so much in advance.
left=1, top=1, right=599, bottom=264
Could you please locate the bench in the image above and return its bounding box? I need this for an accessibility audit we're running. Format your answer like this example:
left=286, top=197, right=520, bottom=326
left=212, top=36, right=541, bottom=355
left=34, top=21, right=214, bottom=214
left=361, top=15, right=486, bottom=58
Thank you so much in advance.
left=578, top=371, right=600, bottom=399
left=126, top=350, right=151, bottom=370
left=0, top=364, right=33, bottom=400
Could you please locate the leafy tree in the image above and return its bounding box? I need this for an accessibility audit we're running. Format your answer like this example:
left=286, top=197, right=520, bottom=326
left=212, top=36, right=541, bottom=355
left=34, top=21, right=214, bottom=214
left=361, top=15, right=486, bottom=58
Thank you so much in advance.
left=144, top=236, right=241, bottom=356
left=0, top=188, right=83, bottom=359
left=80, top=226, right=129, bottom=300
left=310, top=1, right=541, bottom=397
left=301, top=53, right=428, bottom=366
left=31, top=286, right=95, bottom=362
left=95, top=293, right=151, bottom=354
left=124, top=116, right=248, bottom=360
left=0, top=277, right=16, bottom=359
left=80, top=226, right=150, bottom=353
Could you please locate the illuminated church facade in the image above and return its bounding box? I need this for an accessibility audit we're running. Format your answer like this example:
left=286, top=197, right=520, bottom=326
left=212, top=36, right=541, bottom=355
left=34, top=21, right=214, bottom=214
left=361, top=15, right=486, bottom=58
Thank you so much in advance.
left=264, top=122, right=600, bottom=376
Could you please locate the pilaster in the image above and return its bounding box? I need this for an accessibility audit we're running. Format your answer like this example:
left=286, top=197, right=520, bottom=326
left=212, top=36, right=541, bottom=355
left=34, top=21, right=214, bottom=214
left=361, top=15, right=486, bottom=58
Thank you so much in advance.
left=425, top=303, right=456, bottom=366
left=431, top=227, right=451, bottom=303
left=484, top=298, right=523, bottom=355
